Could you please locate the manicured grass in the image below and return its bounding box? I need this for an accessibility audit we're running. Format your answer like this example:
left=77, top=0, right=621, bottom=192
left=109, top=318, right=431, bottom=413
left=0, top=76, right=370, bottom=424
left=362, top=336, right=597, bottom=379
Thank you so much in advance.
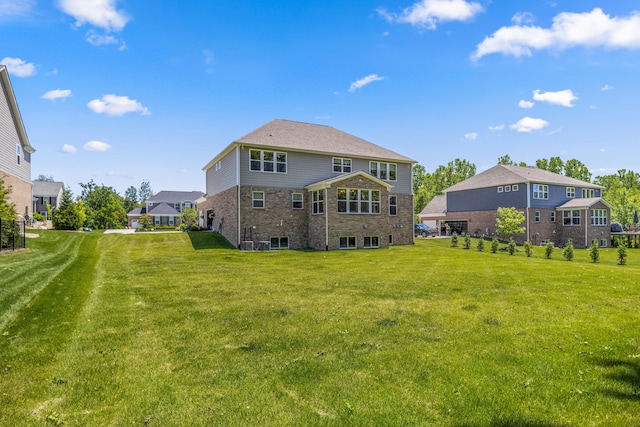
left=1, top=231, right=639, bottom=425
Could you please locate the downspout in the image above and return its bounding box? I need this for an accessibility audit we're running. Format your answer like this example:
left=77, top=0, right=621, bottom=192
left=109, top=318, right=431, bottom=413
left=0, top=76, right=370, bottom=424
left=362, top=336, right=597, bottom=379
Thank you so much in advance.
left=236, top=146, right=241, bottom=248
left=526, top=182, right=531, bottom=242
left=584, top=208, right=588, bottom=248
left=325, top=188, right=329, bottom=251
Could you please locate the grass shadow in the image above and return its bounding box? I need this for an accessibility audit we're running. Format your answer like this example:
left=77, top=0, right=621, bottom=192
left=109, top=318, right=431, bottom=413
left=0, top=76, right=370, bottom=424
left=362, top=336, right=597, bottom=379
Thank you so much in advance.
left=593, top=357, right=640, bottom=401
left=187, top=231, right=236, bottom=250
left=455, top=418, right=569, bottom=427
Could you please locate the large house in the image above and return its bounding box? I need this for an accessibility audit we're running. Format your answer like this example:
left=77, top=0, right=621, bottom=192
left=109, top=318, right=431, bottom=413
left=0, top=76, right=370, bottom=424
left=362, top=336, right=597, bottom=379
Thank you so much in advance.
left=0, top=65, right=35, bottom=219
left=419, top=164, right=611, bottom=248
left=199, top=119, right=415, bottom=250
left=32, top=181, right=64, bottom=219
left=127, top=190, right=205, bottom=228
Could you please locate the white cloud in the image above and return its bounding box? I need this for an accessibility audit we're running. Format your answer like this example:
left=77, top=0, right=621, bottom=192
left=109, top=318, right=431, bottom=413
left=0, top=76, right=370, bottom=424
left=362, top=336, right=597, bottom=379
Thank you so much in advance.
left=533, top=89, right=577, bottom=107
left=0, top=0, right=36, bottom=18
left=488, top=124, right=505, bottom=131
left=1, top=57, right=36, bottom=77
left=58, top=0, right=129, bottom=32
left=84, top=140, right=112, bottom=152
left=473, top=8, right=640, bottom=59
left=377, top=0, right=483, bottom=30
left=349, top=74, right=386, bottom=93
left=510, top=116, right=549, bottom=132
left=86, top=30, right=123, bottom=47
left=518, top=99, right=534, bottom=108
left=601, top=84, right=614, bottom=91
left=61, top=144, right=77, bottom=153
left=512, top=12, right=535, bottom=25
left=87, top=94, right=150, bottom=116
left=464, top=132, right=478, bottom=140
left=42, top=89, right=72, bottom=101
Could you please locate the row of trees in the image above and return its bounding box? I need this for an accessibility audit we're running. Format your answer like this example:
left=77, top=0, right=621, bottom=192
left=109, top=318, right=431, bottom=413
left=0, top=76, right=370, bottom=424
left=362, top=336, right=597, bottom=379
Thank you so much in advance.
left=52, top=179, right=154, bottom=230
left=413, top=155, right=640, bottom=226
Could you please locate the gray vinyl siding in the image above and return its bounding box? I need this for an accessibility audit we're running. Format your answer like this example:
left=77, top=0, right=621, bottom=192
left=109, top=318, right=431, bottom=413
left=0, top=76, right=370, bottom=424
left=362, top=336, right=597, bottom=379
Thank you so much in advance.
left=206, top=147, right=239, bottom=196
left=528, top=184, right=600, bottom=209
left=0, top=84, right=30, bottom=181
left=239, top=148, right=412, bottom=194
left=447, top=185, right=527, bottom=212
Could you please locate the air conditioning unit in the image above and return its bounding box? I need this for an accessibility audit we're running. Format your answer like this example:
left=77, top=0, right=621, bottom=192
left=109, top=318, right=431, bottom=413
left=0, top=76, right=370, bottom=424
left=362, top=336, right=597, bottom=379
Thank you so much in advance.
left=241, top=241, right=254, bottom=251
left=258, top=241, right=271, bottom=251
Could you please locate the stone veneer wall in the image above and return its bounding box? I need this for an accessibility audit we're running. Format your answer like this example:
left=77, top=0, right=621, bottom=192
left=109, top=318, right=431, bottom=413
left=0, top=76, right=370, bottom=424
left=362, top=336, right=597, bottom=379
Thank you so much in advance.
left=1, top=173, right=32, bottom=217
left=239, top=186, right=309, bottom=249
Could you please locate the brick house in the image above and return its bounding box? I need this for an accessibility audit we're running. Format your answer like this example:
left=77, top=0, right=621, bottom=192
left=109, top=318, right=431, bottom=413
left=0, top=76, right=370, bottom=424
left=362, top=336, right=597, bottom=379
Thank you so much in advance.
left=200, top=119, right=415, bottom=250
left=432, top=164, right=611, bottom=248
left=1, top=65, right=35, bottom=219
left=127, top=190, right=205, bottom=228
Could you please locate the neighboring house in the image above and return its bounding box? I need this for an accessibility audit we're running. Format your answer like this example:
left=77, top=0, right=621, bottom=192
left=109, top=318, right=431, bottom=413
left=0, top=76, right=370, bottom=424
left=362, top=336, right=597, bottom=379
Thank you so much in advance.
left=439, top=164, right=611, bottom=248
left=417, top=194, right=446, bottom=234
left=0, top=65, right=35, bottom=218
left=32, top=181, right=64, bottom=219
left=127, top=190, right=205, bottom=228
left=200, top=119, right=415, bottom=250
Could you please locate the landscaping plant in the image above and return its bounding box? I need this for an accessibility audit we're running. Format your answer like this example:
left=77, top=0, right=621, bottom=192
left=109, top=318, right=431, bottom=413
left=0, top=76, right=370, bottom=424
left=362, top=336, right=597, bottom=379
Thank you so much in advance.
left=590, top=240, right=600, bottom=263
left=563, top=238, right=574, bottom=261
left=545, top=241, right=554, bottom=259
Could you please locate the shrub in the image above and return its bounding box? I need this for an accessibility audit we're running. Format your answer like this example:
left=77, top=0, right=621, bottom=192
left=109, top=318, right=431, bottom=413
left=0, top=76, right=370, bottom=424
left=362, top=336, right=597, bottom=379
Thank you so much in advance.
left=589, top=240, right=600, bottom=263
left=618, top=242, right=627, bottom=265
left=463, top=233, right=471, bottom=249
left=450, top=232, right=458, bottom=247
left=545, top=241, right=554, bottom=259
left=491, top=237, right=499, bottom=253
left=523, top=240, right=533, bottom=257
left=476, top=238, right=485, bottom=252
left=32, top=212, right=45, bottom=221
left=563, top=239, right=574, bottom=261
left=507, top=237, right=516, bottom=255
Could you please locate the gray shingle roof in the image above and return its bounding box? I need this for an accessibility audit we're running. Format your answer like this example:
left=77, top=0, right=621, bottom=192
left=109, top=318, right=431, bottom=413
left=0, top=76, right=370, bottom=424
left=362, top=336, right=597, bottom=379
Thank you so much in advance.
left=32, top=181, right=64, bottom=197
left=557, top=197, right=612, bottom=209
left=419, top=195, right=446, bottom=217
left=146, top=190, right=204, bottom=204
left=148, top=203, right=180, bottom=215
left=444, top=164, right=604, bottom=193
left=236, top=119, right=414, bottom=163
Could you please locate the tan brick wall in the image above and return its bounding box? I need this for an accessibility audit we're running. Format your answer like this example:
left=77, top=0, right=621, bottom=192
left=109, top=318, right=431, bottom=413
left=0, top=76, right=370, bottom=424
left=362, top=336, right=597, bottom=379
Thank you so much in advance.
left=207, top=186, right=239, bottom=247
left=1, top=173, right=32, bottom=217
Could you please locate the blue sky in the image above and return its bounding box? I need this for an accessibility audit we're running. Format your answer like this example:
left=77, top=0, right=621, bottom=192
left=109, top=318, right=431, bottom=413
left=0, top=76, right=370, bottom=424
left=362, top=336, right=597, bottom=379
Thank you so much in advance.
left=2, top=0, right=640, bottom=196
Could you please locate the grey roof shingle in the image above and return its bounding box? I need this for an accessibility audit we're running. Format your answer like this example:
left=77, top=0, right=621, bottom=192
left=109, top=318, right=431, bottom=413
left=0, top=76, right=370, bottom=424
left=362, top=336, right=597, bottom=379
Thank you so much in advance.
left=557, top=197, right=612, bottom=209
left=146, top=190, right=205, bottom=204
left=148, top=203, right=180, bottom=215
left=418, top=195, right=446, bottom=217
left=229, top=119, right=414, bottom=163
left=444, top=164, right=603, bottom=193
left=32, top=181, right=64, bottom=197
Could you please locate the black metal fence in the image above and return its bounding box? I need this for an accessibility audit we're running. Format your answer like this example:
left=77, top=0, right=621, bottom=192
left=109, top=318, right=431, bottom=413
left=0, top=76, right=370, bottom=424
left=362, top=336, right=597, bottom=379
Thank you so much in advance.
left=0, top=219, right=25, bottom=251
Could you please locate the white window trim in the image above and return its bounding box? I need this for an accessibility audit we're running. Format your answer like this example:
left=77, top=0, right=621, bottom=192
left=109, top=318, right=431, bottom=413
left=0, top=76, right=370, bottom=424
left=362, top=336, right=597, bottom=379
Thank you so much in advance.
left=566, top=187, right=575, bottom=198
left=512, top=184, right=519, bottom=191
left=332, top=157, right=352, bottom=173
left=363, top=236, right=380, bottom=248
left=337, top=188, right=381, bottom=214
left=312, top=190, right=324, bottom=214
left=252, top=191, right=265, bottom=209
left=533, top=184, right=549, bottom=200
left=591, top=209, right=608, bottom=226
left=249, top=149, right=287, bottom=174
left=339, top=236, right=357, bottom=249
left=562, top=209, right=581, bottom=226
left=497, top=186, right=503, bottom=193
left=389, top=195, right=397, bottom=216
left=505, top=185, right=511, bottom=192
left=270, top=236, right=289, bottom=249
left=292, top=193, right=303, bottom=210
left=369, top=161, right=397, bottom=181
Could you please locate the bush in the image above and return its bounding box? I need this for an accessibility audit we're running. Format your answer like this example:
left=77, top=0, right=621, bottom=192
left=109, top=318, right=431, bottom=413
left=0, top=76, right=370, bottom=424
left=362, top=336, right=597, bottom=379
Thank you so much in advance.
left=563, top=239, right=574, bottom=261
left=32, top=212, right=45, bottom=221
left=476, top=239, right=485, bottom=252
left=590, top=240, right=600, bottom=263
left=545, top=241, right=554, bottom=259
left=491, top=237, right=499, bottom=253
left=523, top=240, right=533, bottom=257
left=450, top=232, right=458, bottom=247
left=507, top=237, right=516, bottom=255
left=463, top=233, right=471, bottom=249
left=618, top=242, right=627, bottom=265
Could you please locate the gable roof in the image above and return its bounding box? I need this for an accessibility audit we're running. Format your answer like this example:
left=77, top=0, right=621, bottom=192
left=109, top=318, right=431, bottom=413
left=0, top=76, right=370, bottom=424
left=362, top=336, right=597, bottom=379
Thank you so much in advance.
left=0, top=65, right=35, bottom=154
left=444, top=164, right=604, bottom=193
left=32, top=181, right=64, bottom=197
left=148, top=202, right=180, bottom=215
left=204, top=119, right=415, bottom=170
left=557, top=197, right=613, bottom=210
left=305, top=170, right=393, bottom=192
left=418, top=195, right=446, bottom=218
left=146, top=190, right=205, bottom=204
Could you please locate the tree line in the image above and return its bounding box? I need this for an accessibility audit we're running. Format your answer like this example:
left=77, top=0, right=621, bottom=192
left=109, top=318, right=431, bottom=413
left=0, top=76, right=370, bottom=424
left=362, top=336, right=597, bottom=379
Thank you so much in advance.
left=413, top=155, right=640, bottom=226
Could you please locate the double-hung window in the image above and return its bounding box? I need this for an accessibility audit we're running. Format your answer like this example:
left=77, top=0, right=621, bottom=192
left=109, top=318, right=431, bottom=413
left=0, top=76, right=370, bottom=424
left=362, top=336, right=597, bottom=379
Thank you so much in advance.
left=591, top=209, right=608, bottom=226
left=363, top=236, right=379, bottom=248
left=338, top=188, right=380, bottom=214
left=563, top=210, right=580, bottom=226
left=312, top=190, right=324, bottom=214
left=333, top=158, right=352, bottom=173
left=582, top=188, right=595, bottom=198
left=389, top=195, right=397, bottom=216
left=533, top=184, right=549, bottom=199
left=566, top=187, right=575, bottom=198
left=369, top=162, right=397, bottom=181
left=292, top=193, right=303, bottom=210
left=252, top=191, right=265, bottom=209
left=339, top=236, right=357, bottom=249
left=250, top=149, right=287, bottom=173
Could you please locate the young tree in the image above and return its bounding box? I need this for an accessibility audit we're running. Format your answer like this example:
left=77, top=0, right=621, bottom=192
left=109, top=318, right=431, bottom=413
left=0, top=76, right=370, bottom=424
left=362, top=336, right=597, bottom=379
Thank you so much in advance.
left=139, top=180, right=153, bottom=202
left=523, top=240, right=533, bottom=257
left=507, top=237, right=516, bottom=255
left=79, top=180, right=126, bottom=229
left=450, top=231, right=458, bottom=247
left=123, top=185, right=139, bottom=213
left=491, top=237, right=499, bottom=253
left=463, top=233, right=471, bottom=249
left=495, top=207, right=526, bottom=239
left=563, top=239, right=574, bottom=261
left=53, top=187, right=86, bottom=230
left=0, top=177, right=17, bottom=220
left=181, top=207, right=197, bottom=227
left=590, top=240, right=600, bottom=263
left=139, top=213, right=152, bottom=230
left=545, top=241, right=554, bottom=259
left=618, top=242, right=628, bottom=265
left=477, top=238, right=485, bottom=252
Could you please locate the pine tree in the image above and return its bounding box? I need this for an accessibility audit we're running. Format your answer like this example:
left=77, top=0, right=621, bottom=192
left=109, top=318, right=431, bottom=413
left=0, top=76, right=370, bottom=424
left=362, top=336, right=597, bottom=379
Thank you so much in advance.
left=53, top=188, right=85, bottom=230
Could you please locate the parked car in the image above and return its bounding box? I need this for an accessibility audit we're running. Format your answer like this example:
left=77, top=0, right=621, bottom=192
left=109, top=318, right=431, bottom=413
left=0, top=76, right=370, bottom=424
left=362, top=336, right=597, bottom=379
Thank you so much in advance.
left=415, top=223, right=436, bottom=237
left=611, top=222, right=623, bottom=233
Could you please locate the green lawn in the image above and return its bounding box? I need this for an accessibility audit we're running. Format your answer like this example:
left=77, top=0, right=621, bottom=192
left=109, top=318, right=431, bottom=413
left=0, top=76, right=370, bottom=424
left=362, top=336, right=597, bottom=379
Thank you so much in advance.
left=1, top=231, right=639, bottom=426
